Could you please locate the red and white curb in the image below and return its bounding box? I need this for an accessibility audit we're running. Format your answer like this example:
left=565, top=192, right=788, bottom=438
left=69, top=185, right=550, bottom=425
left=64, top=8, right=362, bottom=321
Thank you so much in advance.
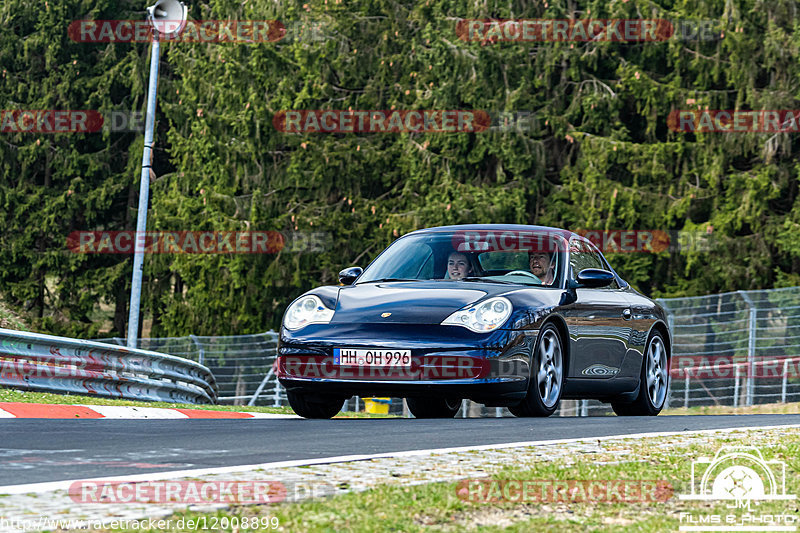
left=0, top=402, right=299, bottom=419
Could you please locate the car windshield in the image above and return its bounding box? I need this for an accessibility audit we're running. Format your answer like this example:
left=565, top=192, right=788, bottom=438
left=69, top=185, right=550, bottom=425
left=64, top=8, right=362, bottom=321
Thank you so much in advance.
left=356, top=229, right=568, bottom=287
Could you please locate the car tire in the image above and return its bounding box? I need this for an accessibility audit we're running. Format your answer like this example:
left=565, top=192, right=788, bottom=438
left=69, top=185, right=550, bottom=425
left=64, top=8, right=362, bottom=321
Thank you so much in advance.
left=611, top=330, right=669, bottom=416
left=287, top=390, right=344, bottom=419
left=509, top=323, right=565, bottom=417
left=406, top=397, right=461, bottom=418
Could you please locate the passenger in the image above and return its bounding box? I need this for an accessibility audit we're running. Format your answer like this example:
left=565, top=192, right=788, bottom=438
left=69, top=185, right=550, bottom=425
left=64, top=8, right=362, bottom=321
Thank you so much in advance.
left=447, top=252, right=472, bottom=280
left=529, top=251, right=555, bottom=285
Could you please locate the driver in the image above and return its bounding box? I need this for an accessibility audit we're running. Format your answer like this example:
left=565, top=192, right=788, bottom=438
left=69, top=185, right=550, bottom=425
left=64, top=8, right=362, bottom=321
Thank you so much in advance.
left=529, top=251, right=555, bottom=285
left=447, top=252, right=472, bottom=280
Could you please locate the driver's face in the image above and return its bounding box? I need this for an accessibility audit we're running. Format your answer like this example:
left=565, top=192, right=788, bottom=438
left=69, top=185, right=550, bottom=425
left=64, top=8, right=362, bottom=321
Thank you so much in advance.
left=448, top=253, right=470, bottom=280
left=529, top=253, right=551, bottom=277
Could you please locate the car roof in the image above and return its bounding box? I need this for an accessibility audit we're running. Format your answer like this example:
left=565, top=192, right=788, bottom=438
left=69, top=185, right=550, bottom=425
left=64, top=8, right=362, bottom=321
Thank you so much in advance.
left=406, top=224, right=576, bottom=240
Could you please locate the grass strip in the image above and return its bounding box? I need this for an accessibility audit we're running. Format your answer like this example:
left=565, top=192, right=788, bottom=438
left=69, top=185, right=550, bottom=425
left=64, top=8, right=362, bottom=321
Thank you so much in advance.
left=101, top=428, right=800, bottom=532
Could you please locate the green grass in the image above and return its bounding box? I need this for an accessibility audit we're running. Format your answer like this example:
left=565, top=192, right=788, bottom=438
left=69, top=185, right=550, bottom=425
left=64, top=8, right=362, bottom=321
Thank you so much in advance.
left=0, top=389, right=393, bottom=418
left=663, top=401, right=800, bottom=416
left=104, top=428, right=800, bottom=532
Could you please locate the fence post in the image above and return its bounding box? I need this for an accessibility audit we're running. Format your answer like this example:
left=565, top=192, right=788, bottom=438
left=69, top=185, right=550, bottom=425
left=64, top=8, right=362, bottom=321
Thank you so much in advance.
left=273, top=379, right=282, bottom=407
left=781, top=359, right=789, bottom=404
left=737, top=291, right=756, bottom=406
left=247, top=368, right=274, bottom=406
left=733, top=365, right=741, bottom=407
left=665, top=310, right=674, bottom=409
left=189, top=334, right=204, bottom=365
left=684, top=370, right=690, bottom=408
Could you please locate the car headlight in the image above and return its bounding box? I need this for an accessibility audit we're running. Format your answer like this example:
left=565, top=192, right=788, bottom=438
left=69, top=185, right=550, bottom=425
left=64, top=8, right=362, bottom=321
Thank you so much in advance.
left=441, top=297, right=512, bottom=333
left=283, top=295, right=335, bottom=330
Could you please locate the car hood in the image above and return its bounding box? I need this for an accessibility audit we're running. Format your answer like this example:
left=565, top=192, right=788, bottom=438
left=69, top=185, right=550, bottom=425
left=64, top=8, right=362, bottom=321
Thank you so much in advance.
left=328, top=281, right=517, bottom=324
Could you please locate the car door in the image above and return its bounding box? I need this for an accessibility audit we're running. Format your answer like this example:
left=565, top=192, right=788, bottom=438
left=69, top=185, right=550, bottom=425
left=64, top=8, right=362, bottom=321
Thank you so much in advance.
left=563, top=239, right=633, bottom=382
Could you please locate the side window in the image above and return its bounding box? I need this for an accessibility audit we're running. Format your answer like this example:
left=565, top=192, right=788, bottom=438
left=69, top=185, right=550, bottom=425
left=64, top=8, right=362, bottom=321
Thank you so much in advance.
left=569, top=241, right=602, bottom=276
left=588, top=242, right=620, bottom=289
left=569, top=240, right=619, bottom=289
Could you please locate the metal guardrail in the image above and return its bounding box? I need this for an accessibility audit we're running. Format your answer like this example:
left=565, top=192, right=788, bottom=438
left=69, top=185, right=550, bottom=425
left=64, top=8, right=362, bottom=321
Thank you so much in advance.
left=95, top=332, right=280, bottom=405
left=0, top=328, right=217, bottom=404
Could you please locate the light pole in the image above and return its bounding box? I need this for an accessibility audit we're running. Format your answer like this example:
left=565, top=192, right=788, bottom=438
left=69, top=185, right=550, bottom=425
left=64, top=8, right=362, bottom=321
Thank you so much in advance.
left=127, top=0, right=187, bottom=348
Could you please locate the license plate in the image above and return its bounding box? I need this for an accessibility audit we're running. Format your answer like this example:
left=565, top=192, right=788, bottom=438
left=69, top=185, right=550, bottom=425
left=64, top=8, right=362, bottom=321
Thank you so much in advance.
left=334, top=348, right=411, bottom=367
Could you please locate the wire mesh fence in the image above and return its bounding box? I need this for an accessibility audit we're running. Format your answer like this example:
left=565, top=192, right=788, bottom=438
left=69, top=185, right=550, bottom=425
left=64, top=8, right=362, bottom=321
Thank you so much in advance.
left=659, top=286, right=800, bottom=410
left=95, top=286, right=800, bottom=415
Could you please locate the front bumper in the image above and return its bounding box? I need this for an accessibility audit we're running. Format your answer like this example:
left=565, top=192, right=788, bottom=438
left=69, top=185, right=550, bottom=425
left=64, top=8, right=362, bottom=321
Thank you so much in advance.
left=277, top=323, right=536, bottom=404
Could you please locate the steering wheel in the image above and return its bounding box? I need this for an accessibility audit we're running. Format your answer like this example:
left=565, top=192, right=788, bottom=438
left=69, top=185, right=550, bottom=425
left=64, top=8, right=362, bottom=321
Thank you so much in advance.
left=505, top=270, right=542, bottom=281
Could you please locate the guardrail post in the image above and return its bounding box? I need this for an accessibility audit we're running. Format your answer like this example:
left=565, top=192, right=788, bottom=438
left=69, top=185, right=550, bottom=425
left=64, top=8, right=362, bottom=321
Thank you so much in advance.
left=738, top=291, right=756, bottom=406
left=189, top=334, right=204, bottom=365
left=781, top=359, right=789, bottom=403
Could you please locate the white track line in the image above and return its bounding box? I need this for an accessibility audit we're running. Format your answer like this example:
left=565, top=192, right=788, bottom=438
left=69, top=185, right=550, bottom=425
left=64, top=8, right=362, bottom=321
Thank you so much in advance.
left=1, top=423, right=798, bottom=496
left=81, top=405, right=190, bottom=419
left=239, top=412, right=300, bottom=418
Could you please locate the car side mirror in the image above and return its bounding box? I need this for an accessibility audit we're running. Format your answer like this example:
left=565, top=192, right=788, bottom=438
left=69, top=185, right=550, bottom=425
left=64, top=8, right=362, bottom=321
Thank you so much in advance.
left=338, top=267, right=363, bottom=285
left=572, top=268, right=615, bottom=289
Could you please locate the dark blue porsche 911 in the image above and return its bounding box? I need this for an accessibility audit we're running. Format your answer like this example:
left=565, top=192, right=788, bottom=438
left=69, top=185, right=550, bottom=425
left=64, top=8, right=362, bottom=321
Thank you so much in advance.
left=277, top=225, right=671, bottom=419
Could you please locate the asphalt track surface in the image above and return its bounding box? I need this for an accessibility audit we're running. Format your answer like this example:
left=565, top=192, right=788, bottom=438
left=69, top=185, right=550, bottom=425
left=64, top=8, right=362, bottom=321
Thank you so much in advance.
left=2, top=414, right=799, bottom=486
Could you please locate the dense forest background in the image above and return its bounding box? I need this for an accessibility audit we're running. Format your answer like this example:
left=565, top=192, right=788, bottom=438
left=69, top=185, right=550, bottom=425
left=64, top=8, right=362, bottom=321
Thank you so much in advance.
left=1, top=0, right=798, bottom=338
